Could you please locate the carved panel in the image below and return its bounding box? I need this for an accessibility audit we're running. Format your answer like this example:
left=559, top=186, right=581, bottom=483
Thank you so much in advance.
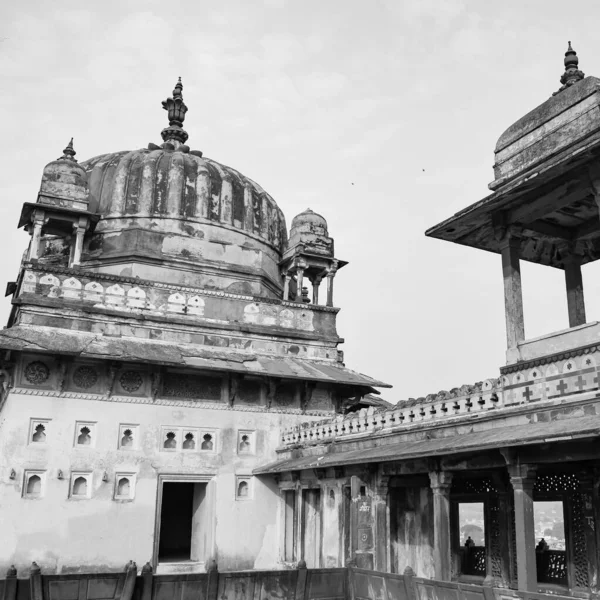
left=238, top=379, right=262, bottom=404
left=73, top=366, right=99, bottom=390
left=162, top=372, right=222, bottom=400
left=24, top=361, right=50, bottom=385
left=275, top=382, right=297, bottom=407
left=489, top=496, right=503, bottom=580
left=118, top=370, right=144, bottom=394
left=571, top=491, right=589, bottom=588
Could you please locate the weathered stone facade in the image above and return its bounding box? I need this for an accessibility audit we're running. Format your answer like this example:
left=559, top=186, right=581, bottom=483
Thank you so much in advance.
left=0, top=79, right=387, bottom=575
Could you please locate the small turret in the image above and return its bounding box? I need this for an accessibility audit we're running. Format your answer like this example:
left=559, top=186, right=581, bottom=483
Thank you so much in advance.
left=37, top=139, right=89, bottom=211
left=280, top=208, right=346, bottom=306
left=18, top=139, right=98, bottom=267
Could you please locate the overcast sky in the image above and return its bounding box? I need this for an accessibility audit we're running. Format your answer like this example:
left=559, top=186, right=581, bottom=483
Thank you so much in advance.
left=2, top=0, right=600, bottom=402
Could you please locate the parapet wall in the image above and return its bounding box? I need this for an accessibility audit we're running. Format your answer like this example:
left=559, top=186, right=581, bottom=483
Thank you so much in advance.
left=281, top=342, right=600, bottom=446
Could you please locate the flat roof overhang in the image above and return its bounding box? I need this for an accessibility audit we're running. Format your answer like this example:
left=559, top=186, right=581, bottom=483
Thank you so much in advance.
left=425, top=132, right=600, bottom=269
left=253, top=413, right=600, bottom=474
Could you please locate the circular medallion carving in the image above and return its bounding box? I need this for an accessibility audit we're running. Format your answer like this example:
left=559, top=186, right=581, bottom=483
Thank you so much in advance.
left=119, top=370, right=143, bottom=393
left=73, top=366, right=98, bottom=389
left=24, top=361, right=50, bottom=384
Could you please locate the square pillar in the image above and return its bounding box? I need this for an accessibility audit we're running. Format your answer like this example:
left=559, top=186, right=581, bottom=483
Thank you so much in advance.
left=500, top=235, right=525, bottom=358
left=373, top=476, right=390, bottom=572
left=429, top=471, right=453, bottom=581
left=27, top=210, right=46, bottom=261
left=564, top=256, right=586, bottom=328
left=295, top=268, right=305, bottom=302
left=508, top=465, right=537, bottom=592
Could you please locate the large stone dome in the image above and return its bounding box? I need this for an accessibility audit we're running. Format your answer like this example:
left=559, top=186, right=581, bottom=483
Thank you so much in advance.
left=75, top=79, right=287, bottom=298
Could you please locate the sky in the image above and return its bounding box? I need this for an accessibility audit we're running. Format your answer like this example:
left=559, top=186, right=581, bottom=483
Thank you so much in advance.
left=2, top=0, right=600, bottom=402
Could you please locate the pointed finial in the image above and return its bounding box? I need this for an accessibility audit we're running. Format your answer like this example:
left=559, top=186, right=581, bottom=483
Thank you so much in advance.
left=553, top=41, right=585, bottom=95
left=161, top=77, right=189, bottom=145
left=60, top=138, right=77, bottom=161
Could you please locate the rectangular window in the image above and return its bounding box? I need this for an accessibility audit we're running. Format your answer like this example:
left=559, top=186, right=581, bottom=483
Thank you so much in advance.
left=114, top=473, right=136, bottom=501
left=29, top=419, right=50, bottom=444
left=70, top=472, right=92, bottom=499
left=118, top=424, right=139, bottom=450
left=236, top=476, right=252, bottom=500
left=74, top=421, right=96, bottom=448
left=458, top=502, right=486, bottom=576
left=160, top=427, right=216, bottom=452
left=23, top=470, right=46, bottom=498
left=534, top=500, right=567, bottom=585
left=283, top=489, right=296, bottom=562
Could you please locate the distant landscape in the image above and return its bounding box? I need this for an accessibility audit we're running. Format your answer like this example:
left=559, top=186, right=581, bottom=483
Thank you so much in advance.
left=458, top=501, right=565, bottom=550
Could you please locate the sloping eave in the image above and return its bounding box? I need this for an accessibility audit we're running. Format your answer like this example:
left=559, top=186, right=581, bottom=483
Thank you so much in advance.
left=253, top=414, right=600, bottom=474
left=0, top=325, right=390, bottom=389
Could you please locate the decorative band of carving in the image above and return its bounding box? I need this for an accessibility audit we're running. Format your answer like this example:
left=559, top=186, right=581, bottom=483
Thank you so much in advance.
left=500, top=343, right=599, bottom=375
left=23, top=263, right=339, bottom=313
left=10, top=387, right=332, bottom=415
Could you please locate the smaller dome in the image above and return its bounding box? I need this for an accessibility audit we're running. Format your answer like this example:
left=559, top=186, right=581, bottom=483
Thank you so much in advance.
left=38, top=139, right=89, bottom=210
left=290, top=208, right=328, bottom=235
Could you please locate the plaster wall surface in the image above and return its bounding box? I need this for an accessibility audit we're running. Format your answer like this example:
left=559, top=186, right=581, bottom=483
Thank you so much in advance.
left=0, top=390, right=325, bottom=575
left=86, top=218, right=283, bottom=296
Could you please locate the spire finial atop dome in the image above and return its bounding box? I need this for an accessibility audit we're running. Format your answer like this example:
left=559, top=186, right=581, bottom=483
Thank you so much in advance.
left=161, top=77, right=189, bottom=145
left=553, top=41, right=585, bottom=96
left=60, top=138, right=77, bottom=162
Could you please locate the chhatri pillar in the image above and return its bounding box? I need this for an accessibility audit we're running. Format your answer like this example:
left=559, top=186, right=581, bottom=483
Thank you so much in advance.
left=499, top=231, right=525, bottom=359
left=429, top=471, right=453, bottom=581
left=564, top=251, right=586, bottom=328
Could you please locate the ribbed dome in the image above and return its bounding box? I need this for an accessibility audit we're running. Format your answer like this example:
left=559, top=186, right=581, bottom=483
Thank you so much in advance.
left=290, top=208, right=328, bottom=235
left=82, top=149, right=286, bottom=251
left=67, top=79, right=289, bottom=298
left=39, top=139, right=88, bottom=209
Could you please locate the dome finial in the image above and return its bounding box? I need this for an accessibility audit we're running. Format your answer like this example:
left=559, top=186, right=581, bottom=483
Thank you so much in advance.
left=60, top=138, right=77, bottom=162
left=161, top=77, right=189, bottom=145
left=553, top=41, right=585, bottom=95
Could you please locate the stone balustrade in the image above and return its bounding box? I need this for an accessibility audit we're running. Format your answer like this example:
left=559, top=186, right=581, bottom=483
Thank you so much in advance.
left=281, top=342, right=600, bottom=446
left=280, top=379, right=503, bottom=445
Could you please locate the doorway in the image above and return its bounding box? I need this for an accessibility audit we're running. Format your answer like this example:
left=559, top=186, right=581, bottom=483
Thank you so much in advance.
left=301, top=488, right=322, bottom=567
left=157, top=480, right=210, bottom=565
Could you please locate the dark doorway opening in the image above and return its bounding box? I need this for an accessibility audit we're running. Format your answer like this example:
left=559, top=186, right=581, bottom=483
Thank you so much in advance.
left=158, top=482, right=194, bottom=562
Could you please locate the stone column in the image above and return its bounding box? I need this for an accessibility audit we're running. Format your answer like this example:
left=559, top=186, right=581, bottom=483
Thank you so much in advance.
left=71, top=222, right=87, bottom=267
left=295, top=268, right=305, bottom=302
left=429, top=471, right=453, bottom=581
left=312, top=275, right=322, bottom=305
left=27, top=211, right=45, bottom=261
left=564, top=255, right=586, bottom=328
left=508, top=465, right=537, bottom=592
left=283, top=273, right=291, bottom=302
left=500, top=234, right=525, bottom=360
left=326, top=272, right=335, bottom=307
left=373, top=476, right=390, bottom=572
left=491, top=473, right=512, bottom=587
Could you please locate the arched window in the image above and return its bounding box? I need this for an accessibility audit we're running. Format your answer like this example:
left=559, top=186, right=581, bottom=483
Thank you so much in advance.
left=182, top=433, right=195, bottom=450
left=77, top=426, right=91, bottom=446
left=117, top=477, right=130, bottom=497
left=121, top=429, right=133, bottom=448
left=237, top=481, right=249, bottom=498
left=32, top=424, right=46, bottom=442
left=163, top=431, right=177, bottom=449
left=201, top=433, right=213, bottom=451
left=27, top=475, right=41, bottom=496
left=72, top=476, right=88, bottom=496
